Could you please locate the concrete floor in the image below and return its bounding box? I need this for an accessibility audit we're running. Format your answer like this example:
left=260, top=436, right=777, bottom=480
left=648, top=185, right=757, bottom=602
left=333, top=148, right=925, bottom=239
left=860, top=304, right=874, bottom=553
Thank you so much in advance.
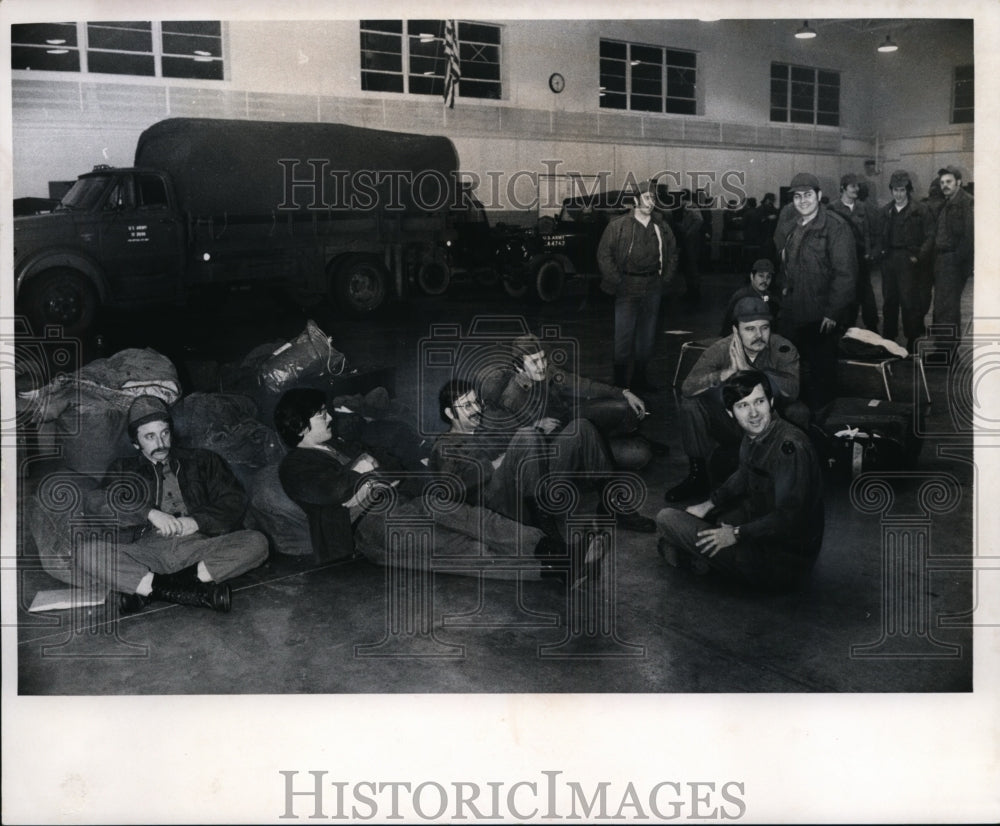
left=15, top=267, right=976, bottom=694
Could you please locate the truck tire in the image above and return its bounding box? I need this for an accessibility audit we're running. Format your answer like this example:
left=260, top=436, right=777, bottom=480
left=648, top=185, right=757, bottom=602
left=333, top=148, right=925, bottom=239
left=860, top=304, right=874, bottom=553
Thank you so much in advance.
left=501, top=274, right=529, bottom=300
left=417, top=259, right=451, bottom=296
left=331, top=255, right=388, bottom=316
left=533, top=258, right=566, bottom=303
left=21, top=268, right=98, bottom=337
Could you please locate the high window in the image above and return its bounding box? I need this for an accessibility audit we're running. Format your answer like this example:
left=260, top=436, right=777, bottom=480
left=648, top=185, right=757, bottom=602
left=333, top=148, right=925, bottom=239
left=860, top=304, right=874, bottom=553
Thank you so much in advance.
left=952, top=64, right=973, bottom=124
left=11, top=21, right=224, bottom=80
left=770, top=63, right=839, bottom=127
left=360, top=20, right=502, bottom=100
left=599, top=39, right=697, bottom=115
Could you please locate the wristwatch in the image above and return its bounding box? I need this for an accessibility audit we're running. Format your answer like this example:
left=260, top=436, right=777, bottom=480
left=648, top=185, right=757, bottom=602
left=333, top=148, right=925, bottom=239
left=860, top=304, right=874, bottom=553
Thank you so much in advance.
left=733, top=525, right=741, bottom=540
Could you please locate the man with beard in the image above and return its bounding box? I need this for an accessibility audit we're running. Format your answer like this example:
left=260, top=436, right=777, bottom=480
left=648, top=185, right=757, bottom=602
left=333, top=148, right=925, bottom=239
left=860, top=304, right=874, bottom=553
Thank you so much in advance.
left=665, top=297, right=802, bottom=503
left=81, top=395, right=269, bottom=614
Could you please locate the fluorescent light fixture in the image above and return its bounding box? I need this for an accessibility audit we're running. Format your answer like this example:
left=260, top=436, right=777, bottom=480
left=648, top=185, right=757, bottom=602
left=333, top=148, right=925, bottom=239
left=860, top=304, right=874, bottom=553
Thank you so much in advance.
left=419, top=33, right=435, bottom=43
left=193, top=49, right=211, bottom=56
left=46, top=49, right=69, bottom=55
left=45, top=38, right=67, bottom=45
left=630, top=59, right=641, bottom=66
left=877, top=34, right=898, bottom=53
left=795, top=20, right=817, bottom=39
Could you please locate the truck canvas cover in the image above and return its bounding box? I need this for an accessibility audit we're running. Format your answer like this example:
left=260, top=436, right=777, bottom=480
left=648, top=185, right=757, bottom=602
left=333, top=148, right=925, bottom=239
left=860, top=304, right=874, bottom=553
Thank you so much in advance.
left=134, top=117, right=460, bottom=217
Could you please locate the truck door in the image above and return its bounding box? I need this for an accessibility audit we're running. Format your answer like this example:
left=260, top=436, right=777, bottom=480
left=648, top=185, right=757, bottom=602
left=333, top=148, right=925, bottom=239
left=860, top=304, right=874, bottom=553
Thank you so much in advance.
left=98, top=172, right=183, bottom=304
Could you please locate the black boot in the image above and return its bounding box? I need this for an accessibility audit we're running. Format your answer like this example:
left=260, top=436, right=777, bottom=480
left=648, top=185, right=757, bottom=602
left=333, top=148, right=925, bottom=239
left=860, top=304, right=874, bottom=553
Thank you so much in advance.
left=118, top=592, right=150, bottom=615
left=596, top=479, right=657, bottom=533
left=150, top=569, right=232, bottom=613
left=664, top=458, right=710, bottom=503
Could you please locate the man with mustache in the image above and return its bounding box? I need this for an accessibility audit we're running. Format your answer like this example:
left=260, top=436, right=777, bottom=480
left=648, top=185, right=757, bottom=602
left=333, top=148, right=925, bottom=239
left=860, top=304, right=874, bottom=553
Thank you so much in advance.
left=932, top=164, right=974, bottom=342
left=655, top=370, right=824, bottom=590
left=665, top=297, right=803, bottom=503
left=81, top=395, right=269, bottom=614
left=432, top=378, right=626, bottom=536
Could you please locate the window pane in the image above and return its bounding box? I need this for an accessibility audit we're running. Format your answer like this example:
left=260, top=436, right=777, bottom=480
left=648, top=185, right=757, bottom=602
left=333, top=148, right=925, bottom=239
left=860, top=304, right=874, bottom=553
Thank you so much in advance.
left=790, top=66, right=813, bottom=83
left=601, top=92, right=627, bottom=109
left=362, top=50, right=402, bottom=72
left=11, top=45, right=80, bottom=72
left=953, top=108, right=974, bottom=124
left=460, top=22, right=500, bottom=44
left=816, top=111, right=839, bottom=127
left=771, top=62, right=788, bottom=79
left=955, top=64, right=973, bottom=81
left=409, top=75, right=443, bottom=95
left=12, top=22, right=79, bottom=47
left=88, top=50, right=155, bottom=76
left=790, top=108, right=814, bottom=124
left=87, top=22, right=152, bottom=52
left=666, top=49, right=696, bottom=68
left=770, top=107, right=788, bottom=122
left=602, top=73, right=626, bottom=93
left=632, top=76, right=662, bottom=96
left=162, top=21, right=221, bottom=37
left=361, top=20, right=403, bottom=34
left=817, top=70, right=839, bottom=87
left=361, top=72, right=403, bottom=92
left=163, top=55, right=223, bottom=80
left=632, top=44, right=661, bottom=64
left=361, top=32, right=401, bottom=53
left=601, top=40, right=626, bottom=59
left=631, top=94, right=661, bottom=112
left=162, top=33, right=222, bottom=57
left=667, top=67, right=695, bottom=98
left=461, top=59, right=499, bottom=81
left=409, top=20, right=442, bottom=37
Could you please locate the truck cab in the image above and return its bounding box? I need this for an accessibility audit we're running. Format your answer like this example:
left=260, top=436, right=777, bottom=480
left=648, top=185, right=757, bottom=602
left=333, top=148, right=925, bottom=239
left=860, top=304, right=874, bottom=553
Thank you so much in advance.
left=15, top=166, right=183, bottom=335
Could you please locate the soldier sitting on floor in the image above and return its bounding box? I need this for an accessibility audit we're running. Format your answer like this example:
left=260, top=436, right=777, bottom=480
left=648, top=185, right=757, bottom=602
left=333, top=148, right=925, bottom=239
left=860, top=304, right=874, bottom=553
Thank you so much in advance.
left=656, top=369, right=824, bottom=591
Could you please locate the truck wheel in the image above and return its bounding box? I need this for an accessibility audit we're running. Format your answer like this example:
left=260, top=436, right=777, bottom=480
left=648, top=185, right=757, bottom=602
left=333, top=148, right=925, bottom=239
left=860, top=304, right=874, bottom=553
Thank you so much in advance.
left=502, top=274, right=529, bottom=299
left=332, top=255, right=388, bottom=316
left=21, top=268, right=98, bottom=337
left=533, top=258, right=566, bottom=303
left=417, top=260, right=451, bottom=296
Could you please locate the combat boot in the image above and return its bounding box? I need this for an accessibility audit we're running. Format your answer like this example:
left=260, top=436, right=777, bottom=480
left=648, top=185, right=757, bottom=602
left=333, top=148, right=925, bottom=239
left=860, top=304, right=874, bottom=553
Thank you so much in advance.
left=664, top=458, right=710, bottom=503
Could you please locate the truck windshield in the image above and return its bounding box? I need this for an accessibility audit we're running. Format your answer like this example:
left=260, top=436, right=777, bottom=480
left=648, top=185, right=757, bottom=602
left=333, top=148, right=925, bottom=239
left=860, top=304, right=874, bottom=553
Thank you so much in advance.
left=57, top=177, right=112, bottom=211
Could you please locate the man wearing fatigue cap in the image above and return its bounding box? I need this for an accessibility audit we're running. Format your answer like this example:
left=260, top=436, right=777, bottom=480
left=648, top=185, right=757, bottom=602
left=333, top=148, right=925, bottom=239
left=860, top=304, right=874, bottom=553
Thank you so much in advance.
left=879, top=170, right=935, bottom=351
left=772, top=171, right=857, bottom=409
left=597, top=176, right=679, bottom=393
left=79, top=395, right=269, bottom=615
left=664, top=296, right=803, bottom=503
left=719, top=257, right=782, bottom=336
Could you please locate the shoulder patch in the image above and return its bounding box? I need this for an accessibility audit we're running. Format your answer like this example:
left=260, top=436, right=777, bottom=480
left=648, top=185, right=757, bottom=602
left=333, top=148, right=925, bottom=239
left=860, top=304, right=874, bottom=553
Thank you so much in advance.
left=778, top=344, right=790, bottom=353
left=781, top=440, right=796, bottom=455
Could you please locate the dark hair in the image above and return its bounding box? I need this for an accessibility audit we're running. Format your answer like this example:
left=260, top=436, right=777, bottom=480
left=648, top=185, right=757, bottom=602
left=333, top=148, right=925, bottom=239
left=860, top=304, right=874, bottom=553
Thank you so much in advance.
left=274, top=388, right=327, bottom=448
left=721, top=369, right=773, bottom=412
left=438, top=378, right=476, bottom=423
left=763, top=192, right=776, bottom=204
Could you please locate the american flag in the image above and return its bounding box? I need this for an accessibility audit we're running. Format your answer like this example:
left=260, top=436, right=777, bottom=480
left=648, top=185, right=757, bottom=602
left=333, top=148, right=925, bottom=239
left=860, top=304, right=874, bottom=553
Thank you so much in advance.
left=443, top=20, right=461, bottom=108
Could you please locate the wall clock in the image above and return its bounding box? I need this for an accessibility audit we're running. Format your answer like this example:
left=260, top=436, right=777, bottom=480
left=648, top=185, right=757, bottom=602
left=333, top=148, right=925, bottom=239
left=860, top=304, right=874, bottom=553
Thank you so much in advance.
left=548, top=73, right=565, bottom=93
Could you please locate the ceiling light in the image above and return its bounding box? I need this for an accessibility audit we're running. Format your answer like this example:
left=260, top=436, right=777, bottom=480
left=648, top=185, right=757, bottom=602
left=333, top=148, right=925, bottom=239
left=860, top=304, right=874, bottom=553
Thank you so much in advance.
left=419, top=33, right=435, bottom=43
left=877, top=34, right=898, bottom=53
left=45, top=38, right=67, bottom=45
left=193, top=49, right=211, bottom=56
left=795, top=20, right=817, bottom=39
left=46, top=48, right=69, bottom=55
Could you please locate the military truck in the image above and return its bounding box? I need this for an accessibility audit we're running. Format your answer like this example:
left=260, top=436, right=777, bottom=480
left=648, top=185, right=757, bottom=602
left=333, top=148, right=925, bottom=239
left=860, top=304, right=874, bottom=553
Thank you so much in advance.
left=14, top=117, right=460, bottom=335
